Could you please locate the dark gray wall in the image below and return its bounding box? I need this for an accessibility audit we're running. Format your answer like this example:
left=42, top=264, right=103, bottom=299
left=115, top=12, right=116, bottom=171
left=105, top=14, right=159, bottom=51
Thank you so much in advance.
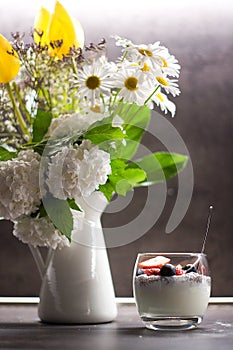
left=0, top=0, right=233, bottom=296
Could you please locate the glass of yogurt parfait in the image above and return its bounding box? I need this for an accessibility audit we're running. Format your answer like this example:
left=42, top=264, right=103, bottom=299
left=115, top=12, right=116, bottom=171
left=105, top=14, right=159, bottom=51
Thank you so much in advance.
left=133, top=253, right=211, bottom=331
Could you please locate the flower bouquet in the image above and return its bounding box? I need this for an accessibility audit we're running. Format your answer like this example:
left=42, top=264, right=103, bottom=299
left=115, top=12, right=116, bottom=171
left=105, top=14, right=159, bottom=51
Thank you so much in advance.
left=0, top=1, right=188, bottom=250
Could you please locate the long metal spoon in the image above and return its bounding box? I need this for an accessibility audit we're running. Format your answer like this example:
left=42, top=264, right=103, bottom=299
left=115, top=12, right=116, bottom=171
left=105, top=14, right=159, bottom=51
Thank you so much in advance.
left=201, top=205, right=214, bottom=254
left=187, top=205, right=214, bottom=271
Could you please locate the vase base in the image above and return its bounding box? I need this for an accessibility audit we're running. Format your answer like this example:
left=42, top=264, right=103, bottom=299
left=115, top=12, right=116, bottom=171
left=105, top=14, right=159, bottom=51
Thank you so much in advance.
left=38, top=313, right=117, bottom=325
left=38, top=304, right=118, bottom=325
left=39, top=318, right=116, bottom=325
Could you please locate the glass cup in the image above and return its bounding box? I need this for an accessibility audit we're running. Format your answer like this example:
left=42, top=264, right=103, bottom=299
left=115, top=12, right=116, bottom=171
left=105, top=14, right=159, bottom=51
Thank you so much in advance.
left=133, top=253, right=211, bottom=331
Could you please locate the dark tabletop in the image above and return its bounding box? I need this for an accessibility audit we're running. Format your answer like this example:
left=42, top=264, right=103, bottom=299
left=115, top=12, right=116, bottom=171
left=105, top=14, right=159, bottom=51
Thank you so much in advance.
left=0, top=302, right=233, bottom=350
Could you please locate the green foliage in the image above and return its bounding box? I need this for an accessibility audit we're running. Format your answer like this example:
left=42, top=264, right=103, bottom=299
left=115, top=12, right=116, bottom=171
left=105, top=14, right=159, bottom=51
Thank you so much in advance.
left=99, top=153, right=188, bottom=200
left=99, top=158, right=146, bottom=199
left=129, top=152, right=189, bottom=185
left=84, top=122, right=125, bottom=152
left=32, top=109, right=53, bottom=143
left=89, top=104, right=188, bottom=201
left=67, top=198, right=81, bottom=211
left=99, top=182, right=115, bottom=202
left=42, top=194, right=74, bottom=241
left=110, top=103, right=151, bottom=159
left=0, top=146, right=17, bottom=161
left=84, top=102, right=150, bottom=160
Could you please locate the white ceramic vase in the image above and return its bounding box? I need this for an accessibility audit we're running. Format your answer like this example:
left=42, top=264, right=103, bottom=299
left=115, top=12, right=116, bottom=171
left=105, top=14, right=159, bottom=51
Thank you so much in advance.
left=29, top=192, right=117, bottom=324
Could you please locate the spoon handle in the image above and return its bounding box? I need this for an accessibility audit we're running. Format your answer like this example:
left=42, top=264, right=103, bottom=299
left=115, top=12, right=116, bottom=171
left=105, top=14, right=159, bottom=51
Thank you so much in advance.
left=201, top=205, right=214, bottom=254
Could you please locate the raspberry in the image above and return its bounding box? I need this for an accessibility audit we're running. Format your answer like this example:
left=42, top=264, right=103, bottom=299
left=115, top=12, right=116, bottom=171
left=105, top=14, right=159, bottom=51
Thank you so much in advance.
left=176, top=265, right=185, bottom=275
left=144, top=268, right=160, bottom=276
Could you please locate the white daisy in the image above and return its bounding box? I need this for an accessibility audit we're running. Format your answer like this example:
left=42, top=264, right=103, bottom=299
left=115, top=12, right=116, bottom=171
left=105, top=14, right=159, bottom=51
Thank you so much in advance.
left=155, top=74, right=180, bottom=97
left=112, top=35, right=133, bottom=48
left=153, top=90, right=176, bottom=117
left=116, top=59, right=153, bottom=86
left=156, top=49, right=181, bottom=78
left=122, top=41, right=165, bottom=69
left=75, top=58, right=115, bottom=106
left=118, top=40, right=180, bottom=80
left=114, top=68, right=151, bottom=105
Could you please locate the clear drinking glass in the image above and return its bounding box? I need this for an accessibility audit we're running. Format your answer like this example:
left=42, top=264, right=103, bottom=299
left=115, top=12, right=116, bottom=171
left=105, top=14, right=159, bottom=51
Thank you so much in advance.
left=133, top=253, right=211, bottom=331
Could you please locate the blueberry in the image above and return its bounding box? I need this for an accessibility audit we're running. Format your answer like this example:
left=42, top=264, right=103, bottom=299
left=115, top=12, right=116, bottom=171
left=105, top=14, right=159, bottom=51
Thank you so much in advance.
left=182, top=264, right=198, bottom=273
left=136, top=268, right=145, bottom=276
left=160, top=264, right=176, bottom=276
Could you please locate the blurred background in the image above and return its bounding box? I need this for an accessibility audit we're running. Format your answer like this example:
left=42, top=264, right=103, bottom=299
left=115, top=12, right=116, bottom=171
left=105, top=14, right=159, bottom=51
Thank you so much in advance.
left=0, top=0, right=232, bottom=297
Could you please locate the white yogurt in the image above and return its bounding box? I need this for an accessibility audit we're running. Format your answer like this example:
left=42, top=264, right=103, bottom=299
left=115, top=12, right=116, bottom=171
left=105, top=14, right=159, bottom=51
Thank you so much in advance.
left=134, top=272, right=211, bottom=318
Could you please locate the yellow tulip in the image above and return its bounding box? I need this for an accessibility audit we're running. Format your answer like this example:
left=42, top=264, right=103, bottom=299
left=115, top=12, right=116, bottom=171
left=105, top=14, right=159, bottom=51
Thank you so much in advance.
left=0, top=34, right=20, bottom=83
left=34, top=1, right=84, bottom=59
left=33, top=7, right=51, bottom=47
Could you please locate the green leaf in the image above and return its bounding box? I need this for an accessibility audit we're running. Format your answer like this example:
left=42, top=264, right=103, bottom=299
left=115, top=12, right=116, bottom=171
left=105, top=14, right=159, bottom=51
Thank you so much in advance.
left=114, top=102, right=150, bottom=129
left=108, top=159, right=146, bottom=196
left=83, top=103, right=150, bottom=160
left=0, top=146, right=17, bottom=161
left=84, top=123, right=125, bottom=148
left=99, top=181, right=115, bottom=201
left=67, top=198, right=81, bottom=211
left=43, top=195, right=73, bottom=241
left=129, top=152, right=188, bottom=185
left=111, top=103, right=151, bottom=159
left=112, top=168, right=146, bottom=196
left=32, top=109, right=53, bottom=143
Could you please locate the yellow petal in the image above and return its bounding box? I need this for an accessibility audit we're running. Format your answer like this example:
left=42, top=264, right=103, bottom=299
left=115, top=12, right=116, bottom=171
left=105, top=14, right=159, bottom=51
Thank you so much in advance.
left=34, top=7, right=51, bottom=46
left=0, top=34, right=20, bottom=83
left=73, top=18, right=85, bottom=49
left=48, top=1, right=84, bottom=58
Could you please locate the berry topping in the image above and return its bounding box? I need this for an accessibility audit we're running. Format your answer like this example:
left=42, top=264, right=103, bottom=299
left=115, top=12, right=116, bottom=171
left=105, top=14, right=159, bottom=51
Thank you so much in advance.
left=138, top=256, right=170, bottom=269
left=144, top=268, right=160, bottom=276
left=160, top=264, right=176, bottom=276
left=182, top=264, right=198, bottom=273
left=175, top=264, right=185, bottom=275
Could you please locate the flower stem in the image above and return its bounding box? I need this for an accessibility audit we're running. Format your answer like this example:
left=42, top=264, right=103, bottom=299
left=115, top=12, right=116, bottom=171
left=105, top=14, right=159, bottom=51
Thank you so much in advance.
left=12, top=82, right=31, bottom=123
left=121, top=50, right=128, bottom=62
left=5, top=82, right=29, bottom=136
left=144, top=84, right=160, bottom=105
left=72, top=57, right=78, bottom=75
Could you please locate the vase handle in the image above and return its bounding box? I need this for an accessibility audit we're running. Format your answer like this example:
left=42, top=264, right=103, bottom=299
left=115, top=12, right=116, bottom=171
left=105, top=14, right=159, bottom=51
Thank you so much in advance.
left=28, top=245, right=54, bottom=280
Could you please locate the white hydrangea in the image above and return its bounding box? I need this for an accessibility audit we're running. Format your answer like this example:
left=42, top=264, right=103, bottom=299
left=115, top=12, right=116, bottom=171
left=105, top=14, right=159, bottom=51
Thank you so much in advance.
left=46, top=140, right=111, bottom=200
left=46, top=146, right=82, bottom=200
left=77, top=141, right=111, bottom=197
left=47, top=108, right=108, bottom=139
left=0, top=150, right=41, bottom=221
left=13, top=216, right=70, bottom=249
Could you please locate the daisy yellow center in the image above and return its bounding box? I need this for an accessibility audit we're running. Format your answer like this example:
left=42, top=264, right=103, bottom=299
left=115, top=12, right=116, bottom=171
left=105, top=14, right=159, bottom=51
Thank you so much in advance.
left=138, top=48, right=153, bottom=57
left=85, top=75, right=101, bottom=90
left=90, top=104, right=101, bottom=113
left=156, top=76, right=168, bottom=86
left=124, top=77, right=138, bottom=91
left=141, top=63, right=150, bottom=72
left=160, top=58, right=168, bottom=68
left=157, top=93, right=164, bottom=102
